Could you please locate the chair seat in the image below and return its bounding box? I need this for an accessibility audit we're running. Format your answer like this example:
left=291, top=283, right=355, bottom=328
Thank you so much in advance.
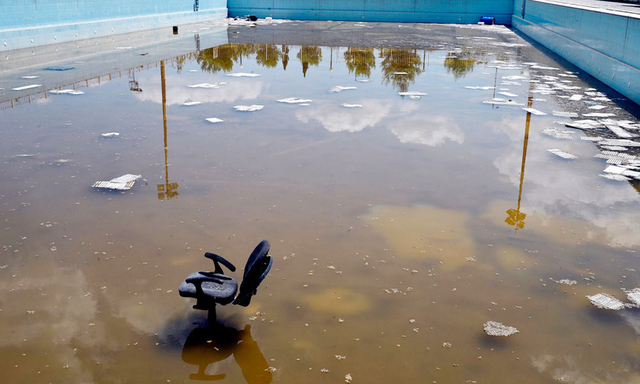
left=179, top=271, right=238, bottom=305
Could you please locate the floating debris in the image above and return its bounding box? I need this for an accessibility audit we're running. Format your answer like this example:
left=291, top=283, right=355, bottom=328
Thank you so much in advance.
left=541, top=128, right=572, bottom=139
left=187, top=82, right=226, bottom=89
left=605, top=124, right=636, bottom=138
left=100, top=132, right=120, bottom=138
left=483, top=321, right=519, bottom=337
left=278, top=97, right=313, bottom=104
left=330, top=86, right=357, bottom=93
left=465, top=86, right=494, bottom=90
left=205, top=118, right=224, bottom=123
left=624, top=288, right=640, bottom=306
left=44, top=66, right=75, bottom=71
left=548, top=148, right=577, bottom=159
left=564, top=120, right=603, bottom=130
left=92, top=174, right=141, bottom=191
left=552, top=111, right=578, bottom=118
left=588, top=105, right=607, bottom=110
left=12, top=84, right=41, bottom=91
left=482, top=98, right=523, bottom=106
left=345, top=373, right=353, bottom=383
left=569, top=94, right=583, bottom=101
left=22, top=75, right=39, bottom=79
left=341, top=103, right=363, bottom=108
left=553, top=279, right=577, bottom=285
left=584, top=112, right=616, bottom=118
left=498, top=92, right=518, bottom=97
left=603, top=165, right=640, bottom=179
left=49, top=89, right=84, bottom=95
left=398, top=91, right=427, bottom=97
left=587, top=293, right=625, bottom=310
left=234, top=105, right=264, bottom=112
left=523, top=107, right=546, bottom=115
left=226, top=73, right=262, bottom=77
left=181, top=101, right=203, bottom=106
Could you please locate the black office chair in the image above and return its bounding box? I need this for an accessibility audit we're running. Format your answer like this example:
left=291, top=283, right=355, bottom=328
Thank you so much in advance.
left=179, top=240, right=273, bottom=323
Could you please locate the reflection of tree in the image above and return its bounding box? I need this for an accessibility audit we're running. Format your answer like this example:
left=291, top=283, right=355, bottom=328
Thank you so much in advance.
left=174, top=52, right=199, bottom=74
left=379, top=49, right=422, bottom=93
left=196, top=44, right=254, bottom=73
left=255, top=45, right=281, bottom=68
left=443, top=52, right=476, bottom=80
left=282, top=45, right=290, bottom=71
left=344, top=48, right=376, bottom=79
left=297, top=46, right=322, bottom=77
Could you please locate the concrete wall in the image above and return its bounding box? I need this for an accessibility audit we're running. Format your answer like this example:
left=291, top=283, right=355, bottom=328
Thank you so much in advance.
left=228, top=0, right=514, bottom=25
left=512, top=0, right=640, bottom=105
left=0, top=0, right=227, bottom=51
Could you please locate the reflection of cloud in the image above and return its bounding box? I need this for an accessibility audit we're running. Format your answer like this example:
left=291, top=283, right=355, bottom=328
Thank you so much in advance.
left=0, top=263, right=99, bottom=381
left=389, top=115, right=464, bottom=146
left=531, top=354, right=640, bottom=383
left=492, top=114, right=640, bottom=247
left=295, top=100, right=392, bottom=133
left=133, top=73, right=263, bottom=105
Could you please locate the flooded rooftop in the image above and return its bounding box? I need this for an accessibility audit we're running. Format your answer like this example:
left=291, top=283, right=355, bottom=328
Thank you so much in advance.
left=2, top=19, right=640, bottom=384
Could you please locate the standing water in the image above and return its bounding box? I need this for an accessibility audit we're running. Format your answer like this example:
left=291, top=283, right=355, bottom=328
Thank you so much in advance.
left=1, top=19, right=640, bottom=384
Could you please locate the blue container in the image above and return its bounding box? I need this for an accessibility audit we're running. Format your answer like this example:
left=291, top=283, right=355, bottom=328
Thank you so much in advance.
left=480, top=16, right=495, bottom=24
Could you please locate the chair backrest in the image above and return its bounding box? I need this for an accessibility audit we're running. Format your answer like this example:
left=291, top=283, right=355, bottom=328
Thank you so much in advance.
left=233, top=240, right=273, bottom=307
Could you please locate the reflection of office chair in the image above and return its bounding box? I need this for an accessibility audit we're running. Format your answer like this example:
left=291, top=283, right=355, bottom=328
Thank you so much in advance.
left=179, top=240, right=273, bottom=322
left=182, top=324, right=272, bottom=383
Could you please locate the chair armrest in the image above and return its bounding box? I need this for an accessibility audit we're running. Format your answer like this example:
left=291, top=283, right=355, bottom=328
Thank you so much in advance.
left=204, top=252, right=236, bottom=274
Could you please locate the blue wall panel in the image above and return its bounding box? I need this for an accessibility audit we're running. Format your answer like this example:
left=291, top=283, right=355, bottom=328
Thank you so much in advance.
left=228, top=0, right=514, bottom=24
left=1, top=0, right=227, bottom=50
left=513, top=6, right=640, bottom=105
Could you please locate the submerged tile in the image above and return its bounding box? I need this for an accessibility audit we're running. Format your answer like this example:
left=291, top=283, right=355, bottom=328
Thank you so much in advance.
left=92, top=174, right=141, bottom=191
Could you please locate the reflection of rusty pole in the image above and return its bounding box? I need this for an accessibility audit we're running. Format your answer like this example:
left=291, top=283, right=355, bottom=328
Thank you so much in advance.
left=158, top=60, right=179, bottom=200
left=506, top=81, right=534, bottom=231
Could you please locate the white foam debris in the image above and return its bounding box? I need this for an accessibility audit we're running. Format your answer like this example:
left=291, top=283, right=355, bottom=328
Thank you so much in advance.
left=523, top=107, right=546, bottom=115
left=601, top=146, right=629, bottom=151
left=603, top=165, right=640, bottom=179
left=205, top=118, right=224, bottom=123
left=498, top=92, right=518, bottom=97
left=569, top=94, right=583, bottom=101
left=553, top=279, right=577, bottom=285
left=182, top=101, right=203, bottom=106
left=329, top=86, right=357, bottom=93
left=187, top=82, right=226, bottom=88
left=483, top=321, right=519, bottom=337
left=226, top=73, right=262, bottom=77
left=605, top=124, right=636, bottom=138
left=601, top=139, right=640, bottom=147
left=22, top=75, right=39, bottom=79
left=277, top=97, right=313, bottom=104
left=357, top=79, right=371, bottom=83
left=234, top=105, right=264, bottom=112
left=341, top=103, right=363, bottom=108
left=93, top=174, right=141, bottom=191
left=588, top=105, right=607, bottom=110
left=548, top=148, right=577, bottom=159
left=101, top=132, right=120, bottom=138
left=599, top=173, right=631, bottom=181
left=465, top=86, right=495, bottom=90
left=12, top=84, right=42, bottom=91
left=552, top=111, right=578, bottom=118
left=584, top=112, right=616, bottom=117
left=564, top=120, right=603, bottom=129
left=581, top=136, right=602, bottom=141
left=530, top=65, right=560, bottom=70
left=482, top=98, right=524, bottom=106
left=502, top=75, right=527, bottom=80
left=541, top=128, right=572, bottom=139
left=587, top=293, right=625, bottom=310
left=115, top=46, right=133, bottom=50
left=393, top=71, right=408, bottom=75
left=624, top=288, right=640, bottom=306
left=49, top=89, right=85, bottom=95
